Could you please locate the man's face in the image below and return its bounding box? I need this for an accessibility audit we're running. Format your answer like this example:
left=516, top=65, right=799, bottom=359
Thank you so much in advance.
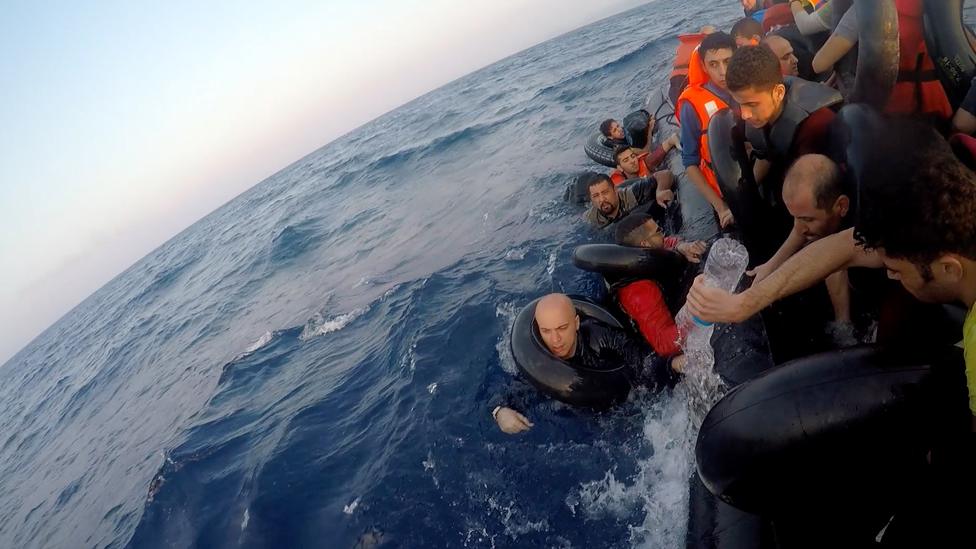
left=640, top=219, right=665, bottom=249
left=880, top=253, right=960, bottom=304
left=732, top=84, right=786, bottom=128
left=766, top=36, right=799, bottom=76
left=608, top=120, right=626, bottom=141
left=589, top=180, right=619, bottom=216
left=702, top=48, right=735, bottom=90
left=616, top=148, right=641, bottom=177
left=784, top=186, right=846, bottom=244
left=536, top=307, right=579, bottom=359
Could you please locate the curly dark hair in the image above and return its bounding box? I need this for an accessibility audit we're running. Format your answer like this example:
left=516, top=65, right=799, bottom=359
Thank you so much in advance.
left=726, top=45, right=783, bottom=92
left=853, top=117, right=976, bottom=269
left=599, top=119, right=616, bottom=137
left=586, top=173, right=613, bottom=191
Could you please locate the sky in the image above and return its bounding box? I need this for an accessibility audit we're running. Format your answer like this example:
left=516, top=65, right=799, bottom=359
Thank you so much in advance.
left=0, top=0, right=650, bottom=364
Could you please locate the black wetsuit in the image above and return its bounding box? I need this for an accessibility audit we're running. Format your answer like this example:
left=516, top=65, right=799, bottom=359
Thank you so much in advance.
left=491, top=318, right=676, bottom=411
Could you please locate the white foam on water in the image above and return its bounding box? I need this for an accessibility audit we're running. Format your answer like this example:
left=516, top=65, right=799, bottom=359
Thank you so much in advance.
left=494, top=302, right=519, bottom=375
left=504, top=247, right=527, bottom=261
left=565, top=390, right=694, bottom=549
left=427, top=382, right=438, bottom=394
left=240, top=508, right=249, bottom=531
left=546, top=250, right=558, bottom=276
left=343, top=497, right=360, bottom=515
left=299, top=309, right=368, bottom=340
left=239, top=331, right=275, bottom=358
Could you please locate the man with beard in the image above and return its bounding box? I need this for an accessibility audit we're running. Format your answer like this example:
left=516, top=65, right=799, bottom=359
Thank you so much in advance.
left=583, top=173, right=673, bottom=229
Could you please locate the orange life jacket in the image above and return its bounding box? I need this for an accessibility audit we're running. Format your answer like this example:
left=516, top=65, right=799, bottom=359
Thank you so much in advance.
left=675, top=47, right=729, bottom=197
left=886, top=0, right=952, bottom=119
left=670, top=33, right=707, bottom=83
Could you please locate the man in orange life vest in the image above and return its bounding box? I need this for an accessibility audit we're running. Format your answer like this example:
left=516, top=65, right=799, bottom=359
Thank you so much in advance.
left=810, top=0, right=951, bottom=122
left=667, top=25, right=716, bottom=106
left=676, top=31, right=739, bottom=229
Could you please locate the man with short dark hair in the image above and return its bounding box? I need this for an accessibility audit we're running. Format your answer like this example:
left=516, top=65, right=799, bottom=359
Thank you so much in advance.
left=676, top=31, right=740, bottom=228
left=583, top=173, right=673, bottom=229
left=725, top=45, right=841, bottom=247
left=731, top=17, right=763, bottom=47
left=609, top=135, right=678, bottom=185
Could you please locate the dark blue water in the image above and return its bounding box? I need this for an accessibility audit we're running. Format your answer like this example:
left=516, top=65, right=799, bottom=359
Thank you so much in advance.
left=0, top=1, right=744, bottom=547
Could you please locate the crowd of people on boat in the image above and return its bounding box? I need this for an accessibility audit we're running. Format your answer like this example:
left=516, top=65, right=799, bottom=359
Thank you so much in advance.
left=493, top=4, right=976, bottom=537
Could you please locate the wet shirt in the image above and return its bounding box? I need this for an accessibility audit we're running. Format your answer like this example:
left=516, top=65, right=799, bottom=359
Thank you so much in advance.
left=584, top=176, right=660, bottom=228
left=964, top=303, right=976, bottom=414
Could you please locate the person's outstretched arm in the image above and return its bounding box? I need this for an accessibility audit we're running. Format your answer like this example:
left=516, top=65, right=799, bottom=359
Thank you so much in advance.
left=686, top=227, right=884, bottom=323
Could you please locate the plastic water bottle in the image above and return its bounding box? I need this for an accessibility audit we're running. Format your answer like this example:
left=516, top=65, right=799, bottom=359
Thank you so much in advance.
left=675, top=237, right=749, bottom=421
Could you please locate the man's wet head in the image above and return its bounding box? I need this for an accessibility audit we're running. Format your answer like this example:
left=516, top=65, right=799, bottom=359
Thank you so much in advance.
left=600, top=119, right=626, bottom=141
left=535, top=293, right=580, bottom=359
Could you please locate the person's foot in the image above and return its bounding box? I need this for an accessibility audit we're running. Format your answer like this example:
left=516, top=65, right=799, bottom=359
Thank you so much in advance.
left=826, top=321, right=857, bottom=348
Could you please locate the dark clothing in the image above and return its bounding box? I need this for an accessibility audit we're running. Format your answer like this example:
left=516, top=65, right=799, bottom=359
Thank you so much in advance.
left=960, top=75, right=976, bottom=117
left=790, top=106, right=836, bottom=159
left=568, top=318, right=677, bottom=392
left=584, top=175, right=663, bottom=228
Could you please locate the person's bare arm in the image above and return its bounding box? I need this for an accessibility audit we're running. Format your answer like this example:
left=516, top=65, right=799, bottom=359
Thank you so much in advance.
left=953, top=108, right=976, bottom=135
left=686, top=228, right=883, bottom=323
left=750, top=224, right=806, bottom=282
left=825, top=269, right=851, bottom=323
left=686, top=165, right=734, bottom=228
left=753, top=158, right=771, bottom=185
left=812, top=34, right=856, bottom=74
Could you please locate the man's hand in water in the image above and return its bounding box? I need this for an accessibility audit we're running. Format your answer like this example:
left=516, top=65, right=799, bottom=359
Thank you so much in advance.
left=676, top=240, right=707, bottom=263
left=686, top=274, right=753, bottom=324
left=494, top=407, right=534, bottom=434
left=656, top=189, right=674, bottom=208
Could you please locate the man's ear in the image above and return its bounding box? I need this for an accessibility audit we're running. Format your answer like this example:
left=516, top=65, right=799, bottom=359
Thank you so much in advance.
left=574, top=314, right=580, bottom=331
left=936, top=255, right=964, bottom=283
left=835, top=194, right=850, bottom=217
left=773, top=83, right=787, bottom=102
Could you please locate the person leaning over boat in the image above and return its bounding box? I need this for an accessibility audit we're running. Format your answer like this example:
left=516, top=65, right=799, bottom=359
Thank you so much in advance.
left=583, top=172, right=673, bottom=229
left=613, top=213, right=707, bottom=369
left=725, top=45, right=841, bottom=214
left=492, top=293, right=675, bottom=434
left=609, top=137, right=678, bottom=186
left=749, top=154, right=857, bottom=344
left=676, top=31, right=739, bottom=229
left=685, top=118, right=976, bottom=432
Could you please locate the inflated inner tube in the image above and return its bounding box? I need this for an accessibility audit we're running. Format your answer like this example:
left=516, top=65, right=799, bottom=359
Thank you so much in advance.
left=924, top=0, right=976, bottom=109
left=696, top=345, right=970, bottom=519
left=834, top=0, right=900, bottom=108
left=571, top=244, right=687, bottom=282
left=510, top=296, right=632, bottom=408
left=583, top=109, right=651, bottom=167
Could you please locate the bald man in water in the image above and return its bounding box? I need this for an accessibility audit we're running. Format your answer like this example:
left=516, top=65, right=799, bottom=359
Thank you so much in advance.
left=493, top=293, right=674, bottom=434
